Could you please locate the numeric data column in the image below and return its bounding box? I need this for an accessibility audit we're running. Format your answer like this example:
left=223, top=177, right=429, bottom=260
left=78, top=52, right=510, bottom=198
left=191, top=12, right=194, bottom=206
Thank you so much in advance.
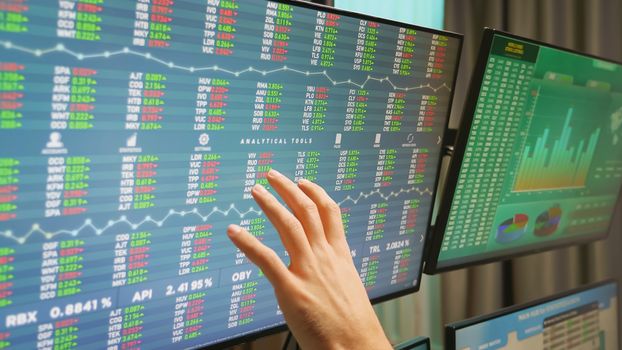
left=359, top=251, right=379, bottom=290
left=37, top=318, right=80, bottom=350
left=50, top=66, right=97, bottom=130
left=252, top=82, right=283, bottom=131
left=383, top=92, right=406, bottom=132
left=242, top=152, right=273, bottom=199
left=227, top=278, right=258, bottom=329
left=373, top=149, right=396, bottom=188
left=178, top=224, right=213, bottom=276
left=40, top=240, right=86, bottom=300
left=344, top=89, right=368, bottom=132
left=426, top=34, right=449, bottom=80
left=260, top=2, right=293, bottom=62
left=171, top=292, right=207, bottom=344
left=353, top=20, right=379, bottom=72
left=0, top=158, right=19, bottom=221
left=310, top=11, right=340, bottom=67
left=44, top=155, right=91, bottom=218
left=107, top=305, right=146, bottom=349
left=408, top=148, right=428, bottom=186
left=398, top=199, right=420, bottom=236
left=186, top=144, right=222, bottom=206
left=393, top=28, right=416, bottom=76
left=202, top=0, right=238, bottom=56
left=194, top=78, right=231, bottom=131
left=0, top=62, right=25, bottom=129
left=0, top=247, right=15, bottom=308
left=118, top=141, right=160, bottom=211
left=57, top=0, right=104, bottom=41
left=132, top=0, right=174, bottom=48
left=112, top=231, right=152, bottom=287
left=126, top=72, right=167, bottom=131
left=389, top=241, right=412, bottom=286
left=366, top=202, right=388, bottom=242
left=0, top=1, right=29, bottom=33
left=334, top=150, right=359, bottom=192
left=302, top=86, right=329, bottom=132
left=294, top=151, right=320, bottom=182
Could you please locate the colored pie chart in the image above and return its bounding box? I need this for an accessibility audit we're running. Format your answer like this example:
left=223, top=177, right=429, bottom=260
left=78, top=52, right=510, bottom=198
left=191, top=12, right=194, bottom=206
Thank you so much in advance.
left=496, top=214, right=529, bottom=243
left=534, top=205, right=562, bottom=236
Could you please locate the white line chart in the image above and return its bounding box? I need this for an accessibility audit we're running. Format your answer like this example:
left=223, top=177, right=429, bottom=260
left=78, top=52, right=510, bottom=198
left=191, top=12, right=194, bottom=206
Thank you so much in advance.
left=1, top=205, right=262, bottom=245
left=0, top=41, right=452, bottom=92
left=0, top=187, right=433, bottom=244
left=337, top=186, right=432, bottom=205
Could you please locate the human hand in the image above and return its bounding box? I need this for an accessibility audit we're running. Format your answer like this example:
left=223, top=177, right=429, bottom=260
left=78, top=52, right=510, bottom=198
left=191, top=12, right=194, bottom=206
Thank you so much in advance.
left=227, top=169, right=392, bottom=350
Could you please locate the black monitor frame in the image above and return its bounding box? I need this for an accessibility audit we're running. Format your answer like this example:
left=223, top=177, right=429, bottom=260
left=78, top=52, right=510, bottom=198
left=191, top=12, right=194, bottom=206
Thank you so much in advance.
left=191, top=1, right=463, bottom=348
left=445, top=279, right=620, bottom=350
left=394, top=336, right=431, bottom=350
left=425, top=28, right=622, bottom=274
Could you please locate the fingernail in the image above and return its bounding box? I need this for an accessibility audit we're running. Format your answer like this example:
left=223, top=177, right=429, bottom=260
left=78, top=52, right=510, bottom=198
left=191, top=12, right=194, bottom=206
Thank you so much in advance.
left=298, top=178, right=309, bottom=185
left=227, top=224, right=241, bottom=235
left=268, top=169, right=281, bottom=178
left=252, top=184, right=267, bottom=193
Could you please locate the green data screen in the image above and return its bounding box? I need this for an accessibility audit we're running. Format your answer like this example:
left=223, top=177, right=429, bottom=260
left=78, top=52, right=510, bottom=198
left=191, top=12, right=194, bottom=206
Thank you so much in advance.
left=437, top=33, right=622, bottom=268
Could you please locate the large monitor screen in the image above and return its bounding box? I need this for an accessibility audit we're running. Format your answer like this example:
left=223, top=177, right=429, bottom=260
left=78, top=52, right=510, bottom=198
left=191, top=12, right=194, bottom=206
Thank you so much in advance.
left=0, top=0, right=461, bottom=348
left=426, top=29, right=622, bottom=272
left=446, top=281, right=619, bottom=350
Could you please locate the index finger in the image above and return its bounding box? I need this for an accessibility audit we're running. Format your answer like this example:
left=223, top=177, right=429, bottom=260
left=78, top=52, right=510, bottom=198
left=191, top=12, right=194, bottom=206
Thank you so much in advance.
left=266, top=170, right=327, bottom=247
left=227, top=224, right=290, bottom=287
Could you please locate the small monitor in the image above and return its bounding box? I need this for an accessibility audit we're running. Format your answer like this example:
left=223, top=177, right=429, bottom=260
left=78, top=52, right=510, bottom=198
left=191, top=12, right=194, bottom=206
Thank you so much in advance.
left=0, top=0, right=462, bottom=348
left=394, top=336, right=431, bottom=350
left=427, top=28, right=622, bottom=272
left=446, top=280, right=619, bottom=350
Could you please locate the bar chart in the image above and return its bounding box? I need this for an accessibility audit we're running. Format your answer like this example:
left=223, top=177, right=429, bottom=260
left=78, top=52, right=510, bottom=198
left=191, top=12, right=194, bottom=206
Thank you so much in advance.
left=513, top=107, right=601, bottom=192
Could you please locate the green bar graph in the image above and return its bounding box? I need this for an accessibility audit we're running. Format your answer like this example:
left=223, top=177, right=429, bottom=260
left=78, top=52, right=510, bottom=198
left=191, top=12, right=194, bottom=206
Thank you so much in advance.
left=514, top=107, right=601, bottom=192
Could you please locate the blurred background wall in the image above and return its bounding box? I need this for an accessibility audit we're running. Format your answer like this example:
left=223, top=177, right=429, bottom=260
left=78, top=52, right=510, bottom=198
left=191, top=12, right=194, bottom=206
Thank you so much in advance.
left=234, top=1, right=622, bottom=348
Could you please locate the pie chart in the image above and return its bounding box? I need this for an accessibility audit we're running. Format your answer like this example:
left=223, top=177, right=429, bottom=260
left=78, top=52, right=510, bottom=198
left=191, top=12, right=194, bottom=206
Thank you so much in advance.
left=534, top=205, right=562, bottom=236
left=496, top=214, right=529, bottom=243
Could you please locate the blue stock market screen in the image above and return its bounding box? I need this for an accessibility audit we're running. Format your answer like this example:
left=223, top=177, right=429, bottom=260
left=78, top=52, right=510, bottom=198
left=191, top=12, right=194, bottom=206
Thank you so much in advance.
left=0, top=0, right=461, bottom=348
left=449, top=282, right=619, bottom=350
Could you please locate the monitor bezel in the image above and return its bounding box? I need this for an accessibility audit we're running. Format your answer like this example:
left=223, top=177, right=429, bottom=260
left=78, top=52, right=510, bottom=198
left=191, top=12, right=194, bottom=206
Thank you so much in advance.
left=444, top=279, right=620, bottom=350
left=191, top=0, right=463, bottom=349
left=425, top=28, right=622, bottom=274
left=394, top=336, right=431, bottom=350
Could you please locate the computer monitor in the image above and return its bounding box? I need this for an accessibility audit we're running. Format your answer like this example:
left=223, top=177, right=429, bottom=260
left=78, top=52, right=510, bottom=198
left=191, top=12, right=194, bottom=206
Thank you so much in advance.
left=394, top=336, right=430, bottom=350
left=426, top=28, right=622, bottom=273
left=446, top=280, right=619, bottom=350
left=0, top=0, right=461, bottom=348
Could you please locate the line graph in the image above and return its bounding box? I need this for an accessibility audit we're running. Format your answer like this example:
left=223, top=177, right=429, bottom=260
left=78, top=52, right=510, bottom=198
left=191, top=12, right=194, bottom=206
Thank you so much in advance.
left=0, top=41, right=452, bottom=92
left=0, top=187, right=432, bottom=243
left=337, top=187, right=432, bottom=205
left=1, top=205, right=262, bottom=244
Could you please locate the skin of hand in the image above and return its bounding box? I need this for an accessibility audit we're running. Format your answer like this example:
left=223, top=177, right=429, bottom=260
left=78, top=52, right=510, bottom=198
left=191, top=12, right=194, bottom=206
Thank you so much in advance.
left=227, top=169, right=392, bottom=350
